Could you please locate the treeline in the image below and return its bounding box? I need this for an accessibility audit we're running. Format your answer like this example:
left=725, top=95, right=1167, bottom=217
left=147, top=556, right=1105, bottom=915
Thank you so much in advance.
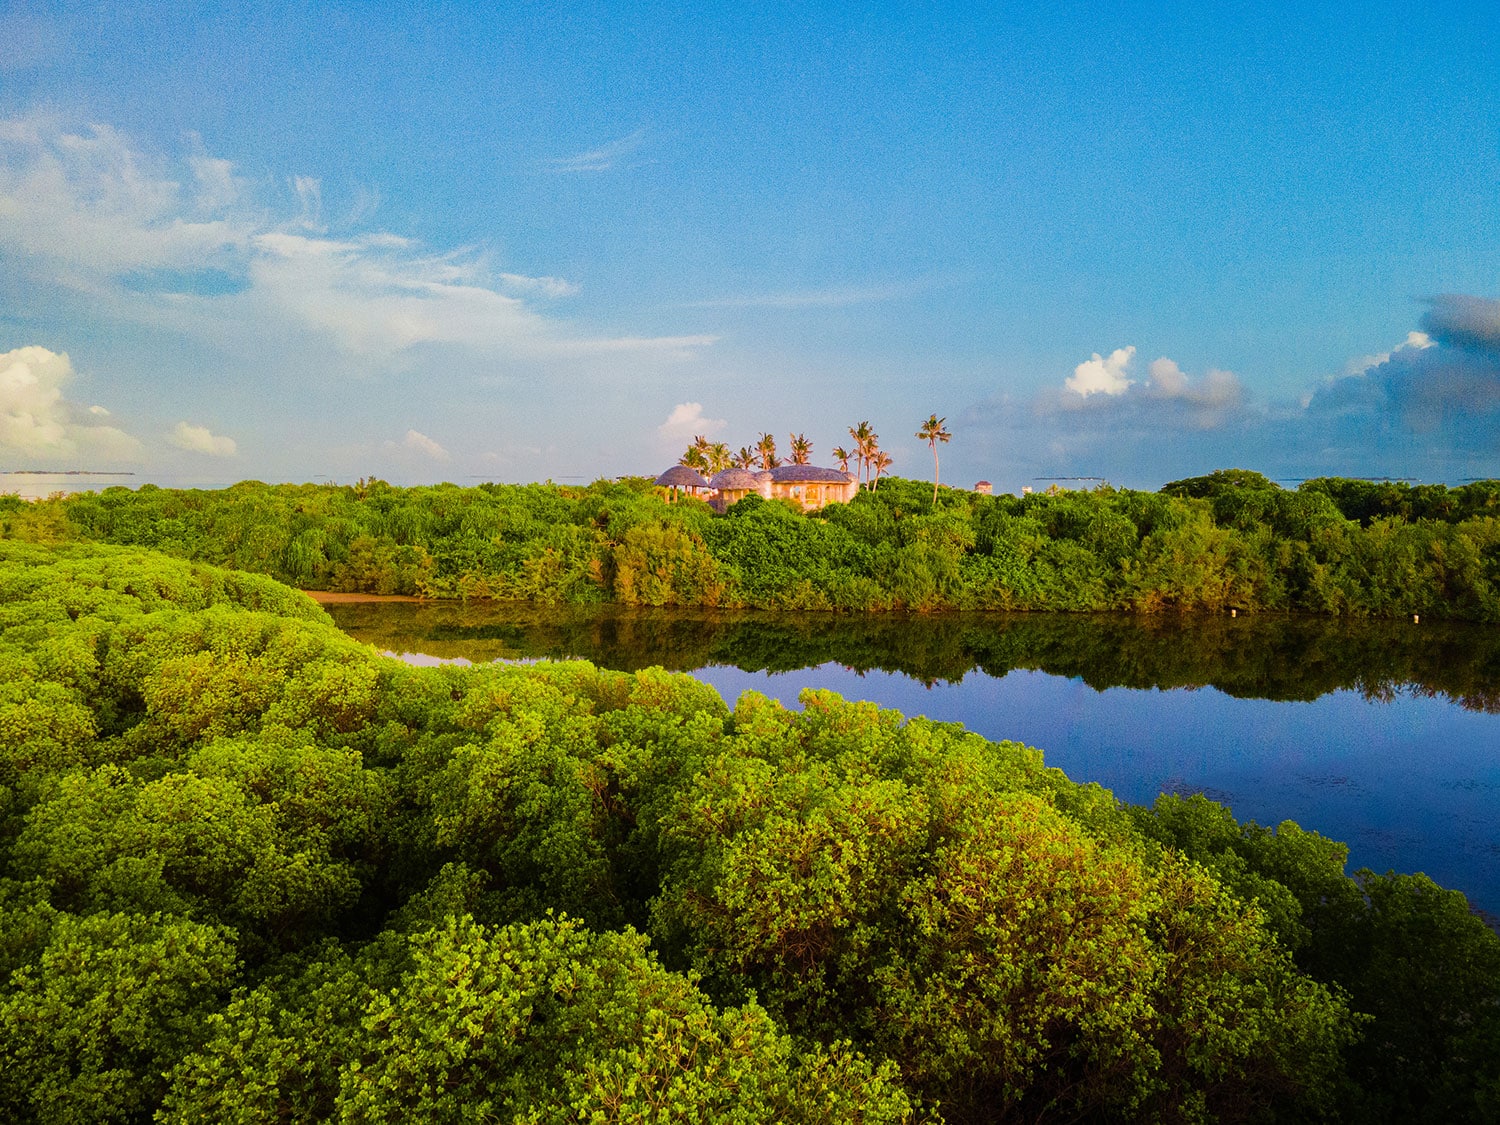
left=1, top=542, right=1498, bottom=1122
left=9, top=468, right=1500, bottom=619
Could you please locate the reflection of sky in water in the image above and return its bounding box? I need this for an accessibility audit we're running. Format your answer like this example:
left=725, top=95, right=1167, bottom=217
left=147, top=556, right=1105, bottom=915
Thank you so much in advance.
left=694, top=664, right=1500, bottom=917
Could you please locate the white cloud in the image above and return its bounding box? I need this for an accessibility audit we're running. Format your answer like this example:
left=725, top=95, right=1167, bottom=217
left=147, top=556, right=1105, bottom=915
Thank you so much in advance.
left=0, top=345, right=141, bottom=460
left=657, top=402, right=727, bottom=445
left=0, top=113, right=250, bottom=283
left=546, top=128, right=647, bottom=173
left=0, top=112, right=714, bottom=371
left=170, top=420, right=237, bottom=456
left=1066, top=346, right=1136, bottom=396
left=1146, top=357, right=1243, bottom=410
left=402, top=429, right=449, bottom=460
left=188, top=153, right=242, bottom=212
left=1146, top=356, right=1187, bottom=395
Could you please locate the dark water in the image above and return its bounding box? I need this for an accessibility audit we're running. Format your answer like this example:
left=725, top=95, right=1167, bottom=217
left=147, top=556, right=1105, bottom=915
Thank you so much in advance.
left=324, top=601, right=1500, bottom=916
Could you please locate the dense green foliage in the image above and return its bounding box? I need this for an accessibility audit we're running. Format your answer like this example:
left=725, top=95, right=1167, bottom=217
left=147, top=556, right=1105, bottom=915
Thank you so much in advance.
left=2, top=542, right=1498, bottom=1121
left=12, top=468, right=1500, bottom=619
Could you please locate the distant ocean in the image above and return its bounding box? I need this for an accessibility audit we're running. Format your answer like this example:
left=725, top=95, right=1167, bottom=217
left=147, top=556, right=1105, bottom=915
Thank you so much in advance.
left=0, top=473, right=236, bottom=501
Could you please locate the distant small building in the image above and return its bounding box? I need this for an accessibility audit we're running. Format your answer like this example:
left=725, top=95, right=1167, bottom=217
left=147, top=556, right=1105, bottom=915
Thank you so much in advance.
left=654, top=465, right=710, bottom=502
left=974, top=480, right=993, bottom=495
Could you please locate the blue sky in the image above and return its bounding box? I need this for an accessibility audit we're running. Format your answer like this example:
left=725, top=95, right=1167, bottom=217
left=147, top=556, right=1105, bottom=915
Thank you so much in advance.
left=1, top=1, right=1496, bottom=490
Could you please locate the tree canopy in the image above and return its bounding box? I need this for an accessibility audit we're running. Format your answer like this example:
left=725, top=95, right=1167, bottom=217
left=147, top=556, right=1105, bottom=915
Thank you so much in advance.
left=0, top=541, right=1497, bottom=1120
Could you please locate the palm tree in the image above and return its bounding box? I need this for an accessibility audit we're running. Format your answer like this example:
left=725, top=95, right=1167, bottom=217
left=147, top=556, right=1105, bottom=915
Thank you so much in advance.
left=707, top=442, right=732, bottom=474
left=788, top=433, right=812, bottom=465
left=871, top=449, right=893, bottom=490
left=735, top=446, right=757, bottom=470
left=755, top=432, right=780, bottom=470
left=679, top=443, right=708, bottom=472
left=831, top=445, right=851, bottom=474
left=848, top=421, right=875, bottom=487
left=916, top=413, right=951, bottom=503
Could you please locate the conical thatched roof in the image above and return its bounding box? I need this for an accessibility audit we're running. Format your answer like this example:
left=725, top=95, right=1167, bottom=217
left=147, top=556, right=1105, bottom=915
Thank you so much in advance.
left=708, top=467, right=764, bottom=490
left=767, top=465, right=857, bottom=484
left=655, top=465, right=710, bottom=488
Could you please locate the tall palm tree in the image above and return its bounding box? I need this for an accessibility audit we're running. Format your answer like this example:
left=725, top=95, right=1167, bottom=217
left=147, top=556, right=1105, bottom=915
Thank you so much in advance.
left=831, top=445, right=851, bottom=474
left=679, top=443, right=708, bottom=472
left=707, top=442, right=732, bottom=474
left=916, top=414, right=951, bottom=503
left=788, top=432, right=812, bottom=465
left=735, top=446, right=757, bottom=469
left=848, top=421, right=875, bottom=487
left=871, top=449, right=893, bottom=490
left=755, top=432, right=780, bottom=470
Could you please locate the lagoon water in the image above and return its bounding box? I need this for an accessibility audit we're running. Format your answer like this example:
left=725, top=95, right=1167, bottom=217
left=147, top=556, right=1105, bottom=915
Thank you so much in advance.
left=324, top=601, right=1500, bottom=917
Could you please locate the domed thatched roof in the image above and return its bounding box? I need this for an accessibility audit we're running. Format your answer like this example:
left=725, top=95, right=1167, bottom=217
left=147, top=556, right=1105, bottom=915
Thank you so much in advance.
left=767, top=465, right=856, bottom=484
left=709, top=467, right=764, bottom=490
left=655, top=465, right=710, bottom=488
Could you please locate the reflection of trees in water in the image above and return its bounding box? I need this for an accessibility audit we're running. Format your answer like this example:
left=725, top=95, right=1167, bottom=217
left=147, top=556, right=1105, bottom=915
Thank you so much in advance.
left=326, top=603, right=1500, bottom=711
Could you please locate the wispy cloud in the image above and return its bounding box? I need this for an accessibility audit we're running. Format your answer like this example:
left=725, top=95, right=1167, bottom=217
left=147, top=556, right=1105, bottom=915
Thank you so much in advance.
left=0, top=112, right=714, bottom=372
left=683, top=282, right=922, bottom=310
left=545, top=128, right=647, bottom=173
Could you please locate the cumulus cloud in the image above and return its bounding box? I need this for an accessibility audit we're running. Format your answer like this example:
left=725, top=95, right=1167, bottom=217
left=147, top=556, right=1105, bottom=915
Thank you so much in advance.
left=1306, top=296, right=1500, bottom=440
left=657, top=402, right=727, bottom=445
left=0, top=112, right=713, bottom=371
left=1045, top=347, right=1245, bottom=430
left=1423, top=293, right=1500, bottom=355
left=401, top=429, right=449, bottom=460
left=169, top=421, right=236, bottom=457
left=1065, top=346, right=1135, bottom=396
left=0, top=345, right=141, bottom=460
left=960, top=297, right=1500, bottom=487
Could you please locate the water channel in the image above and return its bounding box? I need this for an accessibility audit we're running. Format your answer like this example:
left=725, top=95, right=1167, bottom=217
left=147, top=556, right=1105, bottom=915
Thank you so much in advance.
left=323, top=601, right=1500, bottom=917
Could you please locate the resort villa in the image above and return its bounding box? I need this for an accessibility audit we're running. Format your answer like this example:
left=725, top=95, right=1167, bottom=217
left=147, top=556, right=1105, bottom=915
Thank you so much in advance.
left=654, top=464, right=859, bottom=513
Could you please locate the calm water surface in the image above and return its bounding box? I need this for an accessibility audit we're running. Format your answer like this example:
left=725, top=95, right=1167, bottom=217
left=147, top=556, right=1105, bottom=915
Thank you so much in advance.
left=325, top=602, right=1500, bottom=916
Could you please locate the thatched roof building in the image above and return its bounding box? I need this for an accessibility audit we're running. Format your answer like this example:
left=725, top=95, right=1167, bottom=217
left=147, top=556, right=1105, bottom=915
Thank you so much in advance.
left=654, top=465, right=710, bottom=501
left=765, top=464, right=858, bottom=510
left=709, top=467, right=767, bottom=491
left=767, top=465, right=855, bottom=485
left=706, top=467, right=771, bottom=512
left=655, top=462, right=857, bottom=513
